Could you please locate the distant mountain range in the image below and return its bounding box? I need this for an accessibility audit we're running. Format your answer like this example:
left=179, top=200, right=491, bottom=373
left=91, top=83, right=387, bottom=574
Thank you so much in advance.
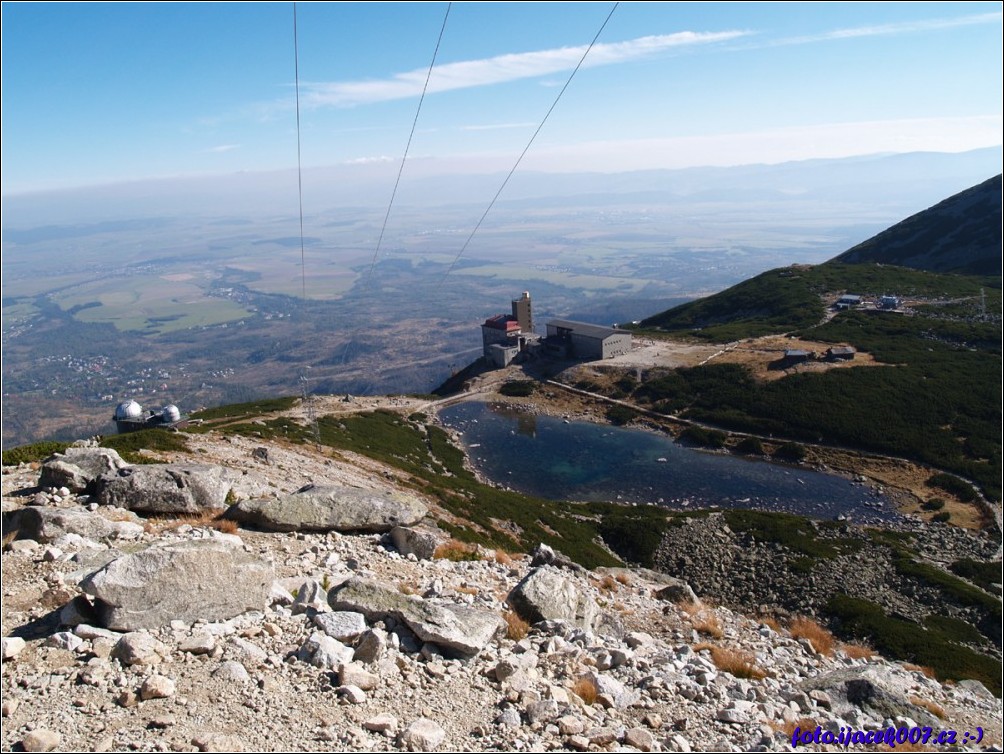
left=831, top=174, right=1002, bottom=275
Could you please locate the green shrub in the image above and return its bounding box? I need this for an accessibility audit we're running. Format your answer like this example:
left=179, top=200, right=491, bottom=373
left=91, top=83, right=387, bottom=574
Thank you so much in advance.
left=949, top=559, right=1002, bottom=594
left=606, top=404, right=639, bottom=426
left=499, top=381, right=536, bottom=397
left=2, top=441, right=70, bottom=466
left=827, top=595, right=1001, bottom=696
left=679, top=426, right=728, bottom=449
left=926, top=473, right=978, bottom=502
left=773, top=442, right=807, bottom=462
left=734, top=436, right=764, bottom=455
left=932, top=511, right=951, bottom=523
left=100, top=429, right=191, bottom=463
left=921, top=498, right=946, bottom=511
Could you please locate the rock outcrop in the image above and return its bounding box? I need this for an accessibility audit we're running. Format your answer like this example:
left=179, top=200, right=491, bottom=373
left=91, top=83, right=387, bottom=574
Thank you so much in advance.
left=39, top=447, right=129, bottom=493
left=79, top=536, right=273, bottom=630
left=230, top=485, right=427, bottom=533
left=328, top=577, right=504, bottom=657
left=507, top=566, right=597, bottom=629
left=94, top=464, right=232, bottom=514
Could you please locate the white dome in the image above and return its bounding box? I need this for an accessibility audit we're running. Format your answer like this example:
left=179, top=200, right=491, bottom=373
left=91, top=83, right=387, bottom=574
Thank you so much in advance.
left=162, top=405, right=181, bottom=423
left=114, top=400, right=143, bottom=421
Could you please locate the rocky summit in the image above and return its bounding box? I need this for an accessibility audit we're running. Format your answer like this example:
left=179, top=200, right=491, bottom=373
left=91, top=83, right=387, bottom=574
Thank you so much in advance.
left=2, top=429, right=1001, bottom=753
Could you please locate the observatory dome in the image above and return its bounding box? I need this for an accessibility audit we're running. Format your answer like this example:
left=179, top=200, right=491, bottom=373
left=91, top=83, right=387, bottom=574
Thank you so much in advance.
left=114, top=400, right=143, bottom=421
left=162, top=404, right=181, bottom=423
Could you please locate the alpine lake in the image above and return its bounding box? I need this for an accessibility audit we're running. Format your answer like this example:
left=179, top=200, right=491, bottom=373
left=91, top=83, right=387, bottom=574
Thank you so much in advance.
left=437, top=400, right=900, bottom=524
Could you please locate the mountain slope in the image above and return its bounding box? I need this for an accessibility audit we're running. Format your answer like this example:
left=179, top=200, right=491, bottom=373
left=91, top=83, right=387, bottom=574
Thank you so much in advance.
left=831, top=174, right=1002, bottom=274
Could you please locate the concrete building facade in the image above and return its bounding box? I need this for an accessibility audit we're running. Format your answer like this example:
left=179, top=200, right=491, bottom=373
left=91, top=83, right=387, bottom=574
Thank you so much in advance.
left=544, top=319, right=632, bottom=360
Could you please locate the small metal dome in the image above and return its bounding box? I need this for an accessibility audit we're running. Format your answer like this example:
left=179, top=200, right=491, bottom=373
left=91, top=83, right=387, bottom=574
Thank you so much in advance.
left=114, top=400, right=143, bottom=421
left=162, top=404, right=181, bottom=423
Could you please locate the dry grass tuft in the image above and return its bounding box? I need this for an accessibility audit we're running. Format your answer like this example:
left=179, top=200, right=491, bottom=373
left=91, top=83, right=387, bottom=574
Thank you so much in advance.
left=494, top=549, right=515, bottom=566
left=572, top=676, right=598, bottom=705
left=614, top=572, right=632, bottom=586
left=593, top=575, right=620, bottom=594
left=397, top=582, right=420, bottom=596
left=903, top=663, right=938, bottom=679
left=693, top=642, right=768, bottom=680
left=840, top=641, right=877, bottom=660
left=455, top=585, right=479, bottom=596
left=433, top=539, right=481, bottom=562
left=145, top=511, right=238, bottom=535
left=693, top=613, right=724, bottom=639
left=759, top=616, right=783, bottom=633
left=503, top=610, right=530, bottom=641
left=789, top=616, right=835, bottom=656
left=909, top=696, right=946, bottom=719
left=780, top=717, right=818, bottom=741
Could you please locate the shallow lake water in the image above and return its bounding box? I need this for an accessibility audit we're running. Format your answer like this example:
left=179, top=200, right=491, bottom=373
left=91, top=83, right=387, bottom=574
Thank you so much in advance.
left=437, top=400, right=900, bottom=524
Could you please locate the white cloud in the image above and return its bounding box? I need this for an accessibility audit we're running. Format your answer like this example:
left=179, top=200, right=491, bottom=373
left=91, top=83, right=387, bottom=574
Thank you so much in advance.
left=779, top=12, right=1002, bottom=46
left=205, top=144, right=240, bottom=153
left=299, top=30, right=751, bottom=108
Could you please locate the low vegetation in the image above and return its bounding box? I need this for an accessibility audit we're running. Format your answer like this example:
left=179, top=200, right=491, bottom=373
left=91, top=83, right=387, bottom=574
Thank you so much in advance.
left=621, top=265, right=1002, bottom=502
left=789, top=616, right=835, bottom=656
left=693, top=642, right=768, bottom=680
left=498, top=380, right=537, bottom=398
left=99, top=429, right=190, bottom=464
left=827, top=594, right=1002, bottom=695
left=188, top=396, right=299, bottom=422
left=2, top=440, right=70, bottom=466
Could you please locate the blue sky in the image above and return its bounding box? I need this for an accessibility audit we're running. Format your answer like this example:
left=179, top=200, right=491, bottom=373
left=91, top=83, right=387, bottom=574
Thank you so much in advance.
left=2, top=1, right=1001, bottom=194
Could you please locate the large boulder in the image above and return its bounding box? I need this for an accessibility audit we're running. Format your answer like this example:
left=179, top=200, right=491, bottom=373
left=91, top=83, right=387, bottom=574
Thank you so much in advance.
left=2, top=506, right=144, bottom=545
left=39, top=447, right=129, bottom=492
left=231, top=485, right=426, bottom=533
left=80, top=536, right=273, bottom=630
left=390, top=525, right=448, bottom=560
left=507, top=567, right=597, bottom=629
left=328, top=577, right=503, bottom=658
left=94, top=464, right=232, bottom=514
left=800, top=667, right=941, bottom=725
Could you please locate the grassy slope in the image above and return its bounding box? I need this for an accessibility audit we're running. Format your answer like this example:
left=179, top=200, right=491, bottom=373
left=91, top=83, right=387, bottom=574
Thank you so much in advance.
left=629, top=264, right=1002, bottom=501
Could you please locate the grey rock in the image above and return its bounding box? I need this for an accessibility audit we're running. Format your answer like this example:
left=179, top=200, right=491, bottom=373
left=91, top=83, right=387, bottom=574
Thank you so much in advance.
left=353, top=628, right=387, bottom=664
left=525, top=699, right=560, bottom=724
left=80, top=537, right=273, bottom=631
left=291, top=579, right=329, bottom=614
left=2, top=506, right=144, bottom=545
left=529, top=542, right=586, bottom=574
left=179, top=632, right=216, bottom=655
left=390, top=525, right=447, bottom=560
left=337, top=684, right=367, bottom=704
left=21, top=730, right=61, bottom=752
left=40, top=447, right=128, bottom=492
left=800, top=667, right=940, bottom=725
left=45, top=631, right=84, bottom=652
left=2, top=636, right=26, bottom=660
left=298, top=632, right=354, bottom=669
left=328, top=577, right=503, bottom=658
left=313, top=611, right=366, bottom=640
left=140, top=675, right=176, bottom=700
left=231, top=485, right=427, bottom=533
left=112, top=632, right=167, bottom=666
left=212, top=660, right=251, bottom=683
left=226, top=636, right=267, bottom=667
left=581, top=671, right=640, bottom=710
left=398, top=718, right=446, bottom=751
left=507, top=567, right=597, bottom=630
left=653, top=579, right=699, bottom=604
left=363, top=713, right=398, bottom=733
left=625, top=728, right=655, bottom=752
left=94, top=464, right=232, bottom=514
left=339, top=663, right=380, bottom=690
